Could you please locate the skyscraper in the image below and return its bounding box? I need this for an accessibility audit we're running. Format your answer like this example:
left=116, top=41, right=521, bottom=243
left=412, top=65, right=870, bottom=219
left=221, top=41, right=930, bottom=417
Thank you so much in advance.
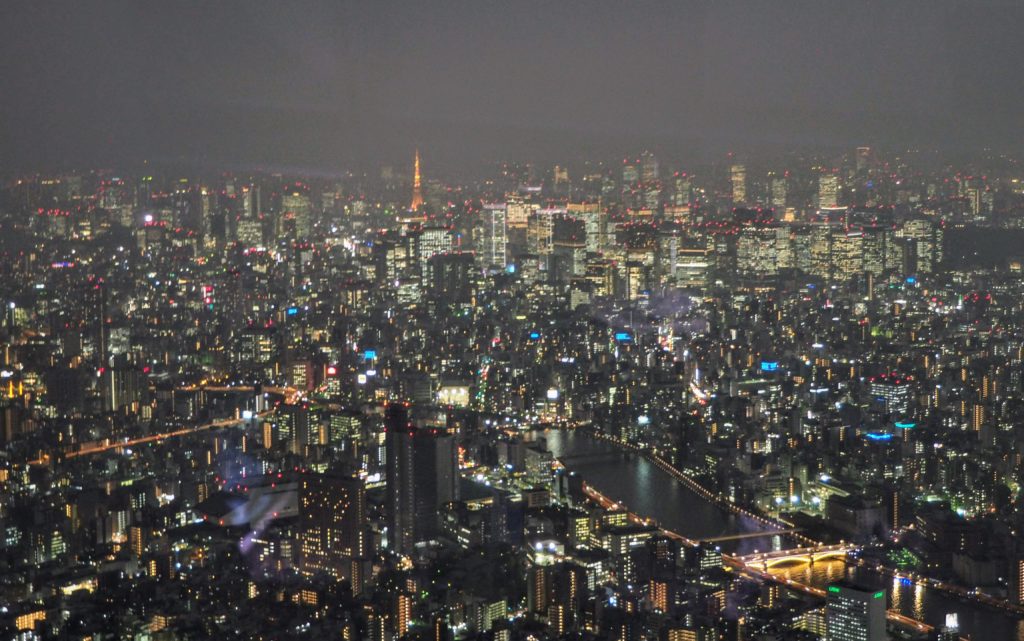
left=769, top=173, right=787, bottom=209
left=410, top=150, right=425, bottom=211
left=282, top=184, right=313, bottom=239
left=730, top=164, right=747, bottom=205
left=484, top=203, right=508, bottom=268
left=819, top=173, right=840, bottom=209
left=385, top=405, right=459, bottom=555
left=298, top=470, right=367, bottom=591
left=825, top=582, right=886, bottom=641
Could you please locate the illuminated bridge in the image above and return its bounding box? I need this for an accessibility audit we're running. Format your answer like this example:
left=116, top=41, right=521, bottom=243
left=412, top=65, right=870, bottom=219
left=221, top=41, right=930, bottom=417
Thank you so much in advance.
left=733, top=543, right=858, bottom=569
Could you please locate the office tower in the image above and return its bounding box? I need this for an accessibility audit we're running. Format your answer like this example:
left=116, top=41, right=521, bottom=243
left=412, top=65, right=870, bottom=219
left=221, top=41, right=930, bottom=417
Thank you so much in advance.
left=506, top=193, right=534, bottom=230
left=236, top=183, right=263, bottom=246
left=869, top=373, right=914, bottom=415
left=385, top=405, right=459, bottom=556
left=623, top=159, right=640, bottom=185
left=622, top=158, right=642, bottom=209
left=552, top=165, right=570, bottom=197
left=298, top=470, right=367, bottom=590
left=673, top=172, right=691, bottom=207
left=484, top=203, right=508, bottom=268
left=825, top=582, right=886, bottom=641
left=730, top=164, right=747, bottom=205
left=410, top=150, right=425, bottom=211
left=199, top=187, right=217, bottom=249
left=527, top=209, right=560, bottom=256
left=567, top=202, right=604, bottom=253
left=860, top=224, right=893, bottom=276
left=417, top=226, right=454, bottom=282
left=805, top=223, right=833, bottom=279
left=831, top=231, right=863, bottom=281
left=640, top=151, right=659, bottom=183
left=640, top=151, right=660, bottom=208
left=429, top=252, right=475, bottom=304
left=899, top=218, right=943, bottom=274
left=282, top=184, right=313, bottom=239
left=736, top=224, right=779, bottom=278
left=856, top=146, right=872, bottom=173
left=769, top=173, right=787, bottom=208
left=819, top=174, right=840, bottom=209
left=672, top=237, right=713, bottom=290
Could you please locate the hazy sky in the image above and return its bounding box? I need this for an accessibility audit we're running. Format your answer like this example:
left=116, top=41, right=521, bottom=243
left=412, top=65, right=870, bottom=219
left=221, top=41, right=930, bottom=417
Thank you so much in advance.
left=1, top=1, right=1021, bottom=174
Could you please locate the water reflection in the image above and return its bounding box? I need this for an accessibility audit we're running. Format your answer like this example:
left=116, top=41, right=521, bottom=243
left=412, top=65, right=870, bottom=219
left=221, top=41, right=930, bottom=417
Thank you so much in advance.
left=542, top=429, right=1024, bottom=641
left=766, top=558, right=1024, bottom=640
left=540, top=429, right=787, bottom=553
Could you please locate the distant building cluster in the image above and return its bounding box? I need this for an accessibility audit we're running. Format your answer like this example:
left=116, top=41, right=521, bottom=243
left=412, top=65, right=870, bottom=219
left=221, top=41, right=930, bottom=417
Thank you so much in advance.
left=1, top=146, right=1023, bottom=640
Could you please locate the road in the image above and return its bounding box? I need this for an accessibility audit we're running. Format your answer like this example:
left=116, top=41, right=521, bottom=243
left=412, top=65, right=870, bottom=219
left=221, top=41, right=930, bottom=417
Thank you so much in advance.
left=29, top=410, right=271, bottom=465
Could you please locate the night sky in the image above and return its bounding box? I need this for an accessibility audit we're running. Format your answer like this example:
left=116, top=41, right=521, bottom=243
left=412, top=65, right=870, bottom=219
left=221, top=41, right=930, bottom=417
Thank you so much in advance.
left=1, top=1, right=1021, bottom=174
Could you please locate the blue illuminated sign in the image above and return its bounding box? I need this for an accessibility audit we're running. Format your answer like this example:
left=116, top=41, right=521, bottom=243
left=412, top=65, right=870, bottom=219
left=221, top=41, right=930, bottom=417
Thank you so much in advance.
left=894, top=421, right=917, bottom=429
left=761, top=361, right=779, bottom=372
left=528, top=331, right=541, bottom=340
left=286, top=306, right=299, bottom=316
left=614, top=332, right=633, bottom=342
left=865, top=432, right=893, bottom=441
left=363, top=350, right=377, bottom=360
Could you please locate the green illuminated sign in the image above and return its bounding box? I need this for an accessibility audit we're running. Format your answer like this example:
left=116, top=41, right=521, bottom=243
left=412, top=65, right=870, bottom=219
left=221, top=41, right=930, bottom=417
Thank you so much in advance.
left=828, top=586, right=841, bottom=593
left=873, top=591, right=884, bottom=599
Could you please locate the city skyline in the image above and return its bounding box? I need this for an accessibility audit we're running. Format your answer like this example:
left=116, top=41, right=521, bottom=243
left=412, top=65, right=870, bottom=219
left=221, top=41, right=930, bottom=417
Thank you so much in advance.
left=3, top=3, right=1024, bottom=641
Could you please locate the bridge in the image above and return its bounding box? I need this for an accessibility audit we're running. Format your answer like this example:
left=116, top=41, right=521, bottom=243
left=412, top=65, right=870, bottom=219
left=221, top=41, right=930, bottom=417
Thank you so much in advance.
left=28, top=409, right=272, bottom=465
left=733, top=543, right=857, bottom=569
left=176, top=384, right=300, bottom=403
left=700, top=529, right=804, bottom=543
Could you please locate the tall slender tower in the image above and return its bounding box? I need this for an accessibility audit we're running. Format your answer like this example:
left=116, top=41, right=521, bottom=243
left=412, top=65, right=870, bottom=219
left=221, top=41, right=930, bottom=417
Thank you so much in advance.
left=410, top=150, right=425, bottom=211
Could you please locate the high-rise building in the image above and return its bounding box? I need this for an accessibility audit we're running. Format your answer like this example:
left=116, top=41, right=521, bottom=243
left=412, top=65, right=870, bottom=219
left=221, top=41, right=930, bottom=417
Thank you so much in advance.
left=736, top=225, right=779, bottom=278
left=417, top=226, right=454, bottom=282
left=673, top=172, right=692, bottom=207
left=730, top=164, right=747, bottom=205
left=640, top=151, right=659, bottom=183
left=385, top=405, right=459, bottom=555
left=527, top=209, right=560, bottom=256
left=298, top=470, right=367, bottom=590
left=769, top=173, right=787, bottom=209
left=567, top=202, right=604, bottom=253
left=899, top=218, right=943, bottom=274
left=856, top=146, right=872, bottom=173
left=282, top=184, right=313, bottom=239
left=819, top=174, right=840, bottom=209
left=869, top=373, right=914, bottom=416
left=506, top=193, right=535, bottom=230
left=825, top=582, right=886, bottom=641
left=484, top=203, right=508, bottom=268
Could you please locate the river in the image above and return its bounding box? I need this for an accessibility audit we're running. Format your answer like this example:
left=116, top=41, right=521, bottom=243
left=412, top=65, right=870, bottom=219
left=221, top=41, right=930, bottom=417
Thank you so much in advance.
left=539, top=428, right=1024, bottom=641
left=537, top=428, right=792, bottom=555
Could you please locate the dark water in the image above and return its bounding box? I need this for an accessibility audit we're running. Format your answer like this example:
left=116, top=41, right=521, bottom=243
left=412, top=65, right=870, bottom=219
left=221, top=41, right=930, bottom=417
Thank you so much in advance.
left=541, top=428, right=1024, bottom=641
left=539, top=428, right=791, bottom=555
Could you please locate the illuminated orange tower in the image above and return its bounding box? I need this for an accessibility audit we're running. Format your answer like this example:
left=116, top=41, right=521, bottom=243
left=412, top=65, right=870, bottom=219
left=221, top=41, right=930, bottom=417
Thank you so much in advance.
left=410, top=150, right=424, bottom=210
